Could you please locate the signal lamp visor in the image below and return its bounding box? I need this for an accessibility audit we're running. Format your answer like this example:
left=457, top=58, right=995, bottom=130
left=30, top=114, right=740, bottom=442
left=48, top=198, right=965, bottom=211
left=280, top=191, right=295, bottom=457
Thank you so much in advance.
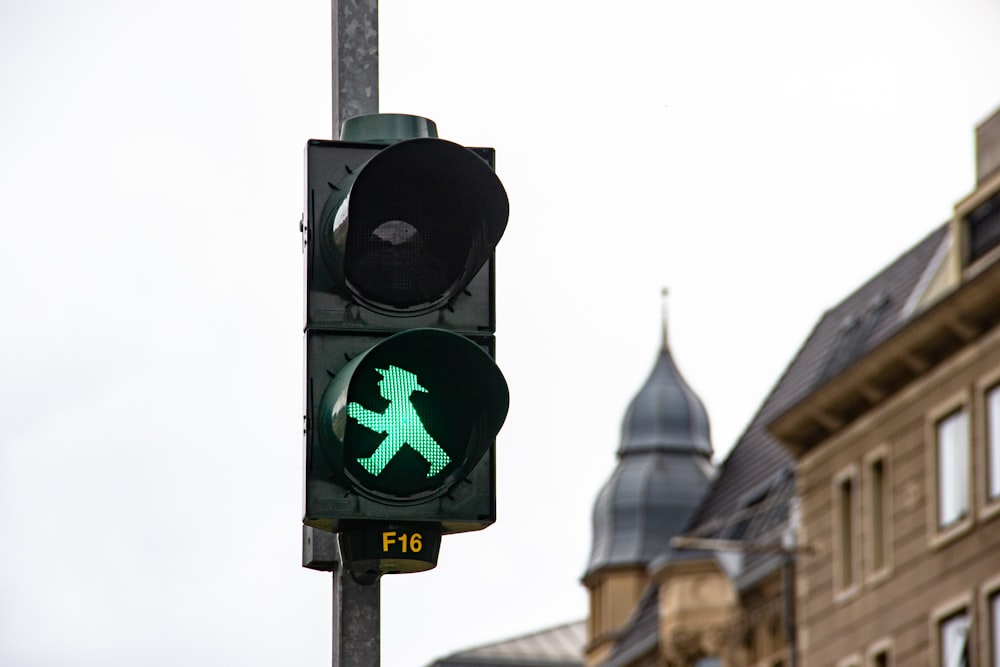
left=321, top=138, right=508, bottom=315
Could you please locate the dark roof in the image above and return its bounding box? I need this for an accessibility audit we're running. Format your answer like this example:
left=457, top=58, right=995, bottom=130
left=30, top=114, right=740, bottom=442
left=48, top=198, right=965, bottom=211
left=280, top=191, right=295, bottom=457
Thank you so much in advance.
left=619, top=341, right=713, bottom=456
left=585, top=339, right=716, bottom=578
left=586, top=451, right=715, bottom=576
left=427, top=621, right=585, bottom=667
left=685, top=223, right=949, bottom=535
left=734, top=470, right=796, bottom=589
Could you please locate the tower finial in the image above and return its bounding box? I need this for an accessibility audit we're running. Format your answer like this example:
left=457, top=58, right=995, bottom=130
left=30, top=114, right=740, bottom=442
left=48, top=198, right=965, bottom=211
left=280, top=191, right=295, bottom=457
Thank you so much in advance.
left=660, top=287, right=670, bottom=350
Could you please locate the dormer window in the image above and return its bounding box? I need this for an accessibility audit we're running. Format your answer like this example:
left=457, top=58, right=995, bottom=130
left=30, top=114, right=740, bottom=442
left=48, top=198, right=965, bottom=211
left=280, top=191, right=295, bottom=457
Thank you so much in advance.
left=966, top=190, right=1000, bottom=265
left=817, top=293, right=891, bottom=387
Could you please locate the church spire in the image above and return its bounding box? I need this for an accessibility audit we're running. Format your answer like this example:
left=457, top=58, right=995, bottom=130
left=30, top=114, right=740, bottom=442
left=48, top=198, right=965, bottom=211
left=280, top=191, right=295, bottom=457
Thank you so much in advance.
left=584, top=294, right=715, bottom=579
left=661, top=287, right=670, bottom=351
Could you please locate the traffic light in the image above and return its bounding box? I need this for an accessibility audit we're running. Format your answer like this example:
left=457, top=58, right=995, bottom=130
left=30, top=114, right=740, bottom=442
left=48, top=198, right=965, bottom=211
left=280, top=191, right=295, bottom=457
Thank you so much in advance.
left=302, top=114, right=509, bottom=578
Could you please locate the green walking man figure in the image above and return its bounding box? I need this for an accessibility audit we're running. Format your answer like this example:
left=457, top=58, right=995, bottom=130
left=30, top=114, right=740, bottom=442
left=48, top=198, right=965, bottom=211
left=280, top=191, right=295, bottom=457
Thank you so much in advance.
left=347, top=365, right=451, bottom=477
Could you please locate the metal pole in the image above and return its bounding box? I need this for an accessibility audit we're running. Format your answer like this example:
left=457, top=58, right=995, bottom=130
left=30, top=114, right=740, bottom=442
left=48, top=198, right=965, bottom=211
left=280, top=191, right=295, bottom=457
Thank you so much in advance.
left=330, top=3, right=380, bottom=665
left=332, top=0, right=379, bottom=139
left=333, top=536, right=381, bottom=667
left=782, top=553, right=798, bottom=667
left=782, top=497, right=800, bottom=667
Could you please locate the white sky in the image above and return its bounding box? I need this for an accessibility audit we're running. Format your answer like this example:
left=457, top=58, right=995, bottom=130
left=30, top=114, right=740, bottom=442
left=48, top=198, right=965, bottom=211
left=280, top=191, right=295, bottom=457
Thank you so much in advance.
left=2, top=1, right=999, bottom=665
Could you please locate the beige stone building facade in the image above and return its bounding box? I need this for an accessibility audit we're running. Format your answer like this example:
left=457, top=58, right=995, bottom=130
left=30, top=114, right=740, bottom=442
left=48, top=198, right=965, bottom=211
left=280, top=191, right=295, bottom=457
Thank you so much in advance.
left=772, top=107, right=1000, bottom=667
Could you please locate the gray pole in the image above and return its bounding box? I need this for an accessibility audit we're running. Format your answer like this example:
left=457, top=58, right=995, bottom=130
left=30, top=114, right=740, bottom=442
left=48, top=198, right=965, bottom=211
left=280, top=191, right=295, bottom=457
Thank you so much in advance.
left=781, top=553, right=798, bottom=667
left=303, top=0, right=381, bottom=579
left=331, top=0, right=379, bottom=139
left=333, top=550, right=381, bottom=667
left=332, top=3, right=380, bottom=666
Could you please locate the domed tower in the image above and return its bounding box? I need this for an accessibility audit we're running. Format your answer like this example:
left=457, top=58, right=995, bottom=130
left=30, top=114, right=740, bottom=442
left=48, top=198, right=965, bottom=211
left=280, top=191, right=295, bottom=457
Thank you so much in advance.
left=582, top=291, right=716, bottom=666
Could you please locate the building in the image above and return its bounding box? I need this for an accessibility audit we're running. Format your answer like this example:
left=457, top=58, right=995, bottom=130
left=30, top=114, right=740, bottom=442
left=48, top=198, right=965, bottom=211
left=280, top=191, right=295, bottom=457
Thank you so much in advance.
left=585, top=292, right=800, bottom=666
left=583, top=293, right=718, bottom=667
left=429, top=107, right=1000, bottom=667
left=770, top=107, right=1000, bottom=666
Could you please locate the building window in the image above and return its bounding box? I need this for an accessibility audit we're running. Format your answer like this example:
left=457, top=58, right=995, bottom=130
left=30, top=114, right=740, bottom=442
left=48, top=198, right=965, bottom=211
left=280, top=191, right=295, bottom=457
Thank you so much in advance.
left=819, top=294, right=891, bottom=384
left=840, top=477, right=855, bottom=587
left=939, top=610, right=970, bottom=667
left=987, top=384, right=1000, bottom=502
left=867, top=638, right=893, bottom=667
left=990, top=590, right=1000, bottom=667
left=967, top=190, right=1000, bottom=264
left=834, top=467, right=858, bottom=594
left=937, top=409, right=970, bottom=529
left=727, top=489, right=767, bottom=542
left=866, top=449, right=891, bottom=577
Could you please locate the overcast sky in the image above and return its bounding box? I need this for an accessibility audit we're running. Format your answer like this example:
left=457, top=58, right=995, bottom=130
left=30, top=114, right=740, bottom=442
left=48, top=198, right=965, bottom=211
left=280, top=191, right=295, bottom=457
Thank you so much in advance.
left=2, top=1, right=1000, bottom=666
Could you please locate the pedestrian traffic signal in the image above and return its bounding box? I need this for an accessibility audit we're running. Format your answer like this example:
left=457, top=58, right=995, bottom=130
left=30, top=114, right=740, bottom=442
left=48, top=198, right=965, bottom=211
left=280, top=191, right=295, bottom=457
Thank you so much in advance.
left=302, top=115, right=509, bottom=576
left=314, top=328, right=507, bottom=507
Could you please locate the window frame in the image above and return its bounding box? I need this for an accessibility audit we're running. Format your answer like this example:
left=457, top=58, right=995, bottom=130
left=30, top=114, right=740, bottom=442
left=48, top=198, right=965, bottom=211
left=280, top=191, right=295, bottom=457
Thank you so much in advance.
left=965, top=189, right=1000, bottom=266
left=991, top=589, right=1000, bottom=667
left=931, top=593, right=973, bottom=667
left=836, top=654, right=862, bottom=667
left=833, top=464, right=861, bottom=601
left=980, top=378, right=1000, bottom=520
left=979, top=573, right=1000, bottom=667
left=867, top=637, right=893, bottom=667
left=864, top=444, right=893, bottom=583
left=927, top=393, right=974, bottom=548
left=937, top=409, right=971, bottom=528
left=940, top=611, right=971, bottom=667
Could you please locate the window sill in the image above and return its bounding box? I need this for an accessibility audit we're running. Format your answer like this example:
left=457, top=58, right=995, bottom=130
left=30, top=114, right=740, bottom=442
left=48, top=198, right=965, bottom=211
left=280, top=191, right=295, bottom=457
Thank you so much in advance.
left=980, top=496, right=1000, bottom=523
left=833, top=583, right=861, bottom=606
left=928, top=514, right=973, bottom=550
left=865, top=565, right=893, bottom=588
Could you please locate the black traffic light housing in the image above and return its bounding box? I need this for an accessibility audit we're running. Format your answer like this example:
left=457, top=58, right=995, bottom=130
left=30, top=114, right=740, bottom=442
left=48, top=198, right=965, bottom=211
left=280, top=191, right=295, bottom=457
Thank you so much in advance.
left=304, top=115, right=504, bottom=332
left=302, top=114, right=509, bottom=575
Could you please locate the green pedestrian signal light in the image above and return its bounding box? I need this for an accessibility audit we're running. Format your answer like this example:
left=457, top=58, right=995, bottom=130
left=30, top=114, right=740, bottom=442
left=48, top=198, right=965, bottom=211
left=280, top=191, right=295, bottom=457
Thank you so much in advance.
left=348, top=364, right=449, bottom=477
left=315, top=328, right=508, bottom=505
